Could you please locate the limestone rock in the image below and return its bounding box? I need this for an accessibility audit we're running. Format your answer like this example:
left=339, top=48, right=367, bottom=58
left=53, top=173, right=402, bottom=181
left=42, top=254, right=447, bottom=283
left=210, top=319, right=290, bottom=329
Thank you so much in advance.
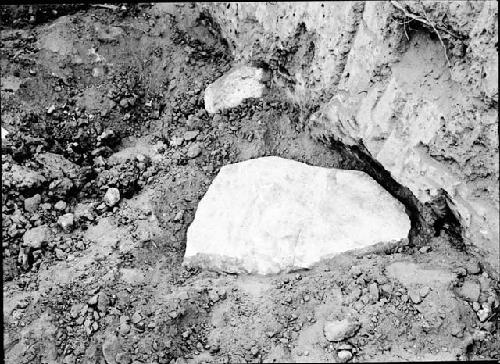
left=54, top=201, right=67, bottom=211
left=104, top=188, right=121, bottom=207
left=1, top=126, right=9, bottom=139
left=102, top=332, right=120, bottom=364
left=24, top=194, right=42, bottom=213
left=184, top=130, right=199, bottom=141
left=204, top=65, right=266, bottom=114
left=323, top=318, right=361, bottom=342
left=23, top=225, right=52, bottom=250
left=337, top=350, right=353, bottom=362
left=7, top=164, right=46, bottom=191
left=184, top=157, right=410, bottom=274
left=35, top=152, right=80, bottom=180
left=48, top=177, right=74, bottom=198
left=187, top=143, right=202, bottom=159
left=170, top=136, right=184, bottom=147
left=477, top=306, right=491, bottom=322
left=458, top=280, right=481, bottom=302
left=58, top=213, right=75, bottom=232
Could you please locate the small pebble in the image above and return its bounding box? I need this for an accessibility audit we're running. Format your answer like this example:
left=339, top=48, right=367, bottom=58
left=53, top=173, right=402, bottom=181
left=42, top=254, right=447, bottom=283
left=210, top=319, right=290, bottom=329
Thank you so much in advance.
left=88, top=294, right=99, bottom=306
left=54, top=200, right=67, bottom=211
left=419, top=246, right=431, bottom=253
left=187, top=143, right=202, bottom=159
left=57, top=213, right=74, bottom=232
left=472, top=301, right=481, bottom=312
left=477, top=307, right=490, bottom=322
left=104, top=188, right=121, bottom=207
left=338, top=350, right=352, bottom=362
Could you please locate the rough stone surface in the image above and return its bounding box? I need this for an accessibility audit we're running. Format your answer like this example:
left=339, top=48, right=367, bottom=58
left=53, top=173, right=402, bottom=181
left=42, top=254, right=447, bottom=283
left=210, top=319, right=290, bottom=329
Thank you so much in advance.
left=204, top=65, right=266, bottom=114
left=22, top=225, right=52, bottom=250
left=323, top=318, right=361, bottom=342
left=183, top=130, right=199, bottom=141
left=54, top=200, right=67, bottom=211
left=187, top=143, right=202, bottom=159
left=35, top=152, right=80, bottom=180
left=102, top=333, right=120, bottom=364
left=58, top=213, right=75, bottom=232
left=185, top=156, right=410, bottom=274
left=458, top=280, right=481, bottom=302
left=24, top=194, right=42, bottom=213
left=104, top=188, right=121, bottom=207
left=338, top=350, right=353, bottom=362
left=5, top=164, right=46, bottom=191
left=199, top=1, right=499, bottom=274
left=1, top=126, right=9, bottom=139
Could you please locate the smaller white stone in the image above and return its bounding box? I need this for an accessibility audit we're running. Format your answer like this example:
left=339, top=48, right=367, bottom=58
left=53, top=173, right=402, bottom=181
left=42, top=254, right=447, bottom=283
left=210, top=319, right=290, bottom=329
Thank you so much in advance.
left=104, top=188, right=121, bottom=207
left=54, top=201, right=67, bottom=211
left=324, top=319, right=360, bottom=342
left=170, top=136, right=184, bottom=147
left=204, top=65, right=266, bottom=114
left=187, top=143, right=202, bottom=159
left=58, top=213, right=75, bottom=232
left=477, top=307, right=490, bottom=322
left=337, top=350, right=353, bottom=362
left=1, top=127, right=8, bottom=139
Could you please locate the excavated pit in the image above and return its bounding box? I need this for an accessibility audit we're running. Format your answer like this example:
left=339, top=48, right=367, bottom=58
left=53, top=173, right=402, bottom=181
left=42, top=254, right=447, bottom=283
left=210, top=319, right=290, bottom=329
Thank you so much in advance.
left=2, top=3, right=498, bottom=364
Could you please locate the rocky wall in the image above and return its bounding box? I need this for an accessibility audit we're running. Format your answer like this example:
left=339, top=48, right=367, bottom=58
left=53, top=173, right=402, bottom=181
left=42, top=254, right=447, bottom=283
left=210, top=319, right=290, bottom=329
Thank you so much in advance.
left=197, top=1, right=499, bottom=273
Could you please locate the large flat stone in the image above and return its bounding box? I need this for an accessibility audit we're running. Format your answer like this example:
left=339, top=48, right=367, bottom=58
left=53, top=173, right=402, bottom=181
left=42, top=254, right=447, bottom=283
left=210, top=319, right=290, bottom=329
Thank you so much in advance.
left=185, top=157, right=410, bottom=274
left=204, top=65, right=265, bottom=114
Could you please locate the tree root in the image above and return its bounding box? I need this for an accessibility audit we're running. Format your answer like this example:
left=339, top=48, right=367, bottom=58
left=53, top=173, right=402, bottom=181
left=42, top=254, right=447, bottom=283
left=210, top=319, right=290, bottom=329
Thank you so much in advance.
left=390, top=0, right=453, bottom=67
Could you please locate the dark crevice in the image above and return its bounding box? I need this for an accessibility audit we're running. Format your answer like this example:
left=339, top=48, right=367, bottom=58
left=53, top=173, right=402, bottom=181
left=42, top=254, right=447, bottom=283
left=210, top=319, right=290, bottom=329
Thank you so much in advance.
left=426, top=189, right=465, bottom=249
left=313, top=134, right=464, bottom=248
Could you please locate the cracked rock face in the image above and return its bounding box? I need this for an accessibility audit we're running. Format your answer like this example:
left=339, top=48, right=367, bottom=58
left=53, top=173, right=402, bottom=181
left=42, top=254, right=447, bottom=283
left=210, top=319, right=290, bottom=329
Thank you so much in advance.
left=184, top=156, right=410, bottom=274
left=204, top=65, right=266, bottom=114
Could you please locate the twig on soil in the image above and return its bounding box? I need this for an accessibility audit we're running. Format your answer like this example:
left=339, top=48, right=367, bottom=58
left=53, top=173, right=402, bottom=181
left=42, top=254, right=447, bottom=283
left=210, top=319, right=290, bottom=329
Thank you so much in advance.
left=390, top=1, right=433, bottom=29
left=390, top=0, right=451, bottom=67
left=394, top=18, right=413, bottom=41
left=418, top=5, right=452, bottom=68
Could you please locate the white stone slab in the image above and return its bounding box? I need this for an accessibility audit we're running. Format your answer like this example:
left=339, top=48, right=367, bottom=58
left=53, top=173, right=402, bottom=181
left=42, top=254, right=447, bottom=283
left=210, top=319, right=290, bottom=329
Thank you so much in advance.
left=185, top=157, right=410, bottom=274
left=204, top=65, right=265, bottom=114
